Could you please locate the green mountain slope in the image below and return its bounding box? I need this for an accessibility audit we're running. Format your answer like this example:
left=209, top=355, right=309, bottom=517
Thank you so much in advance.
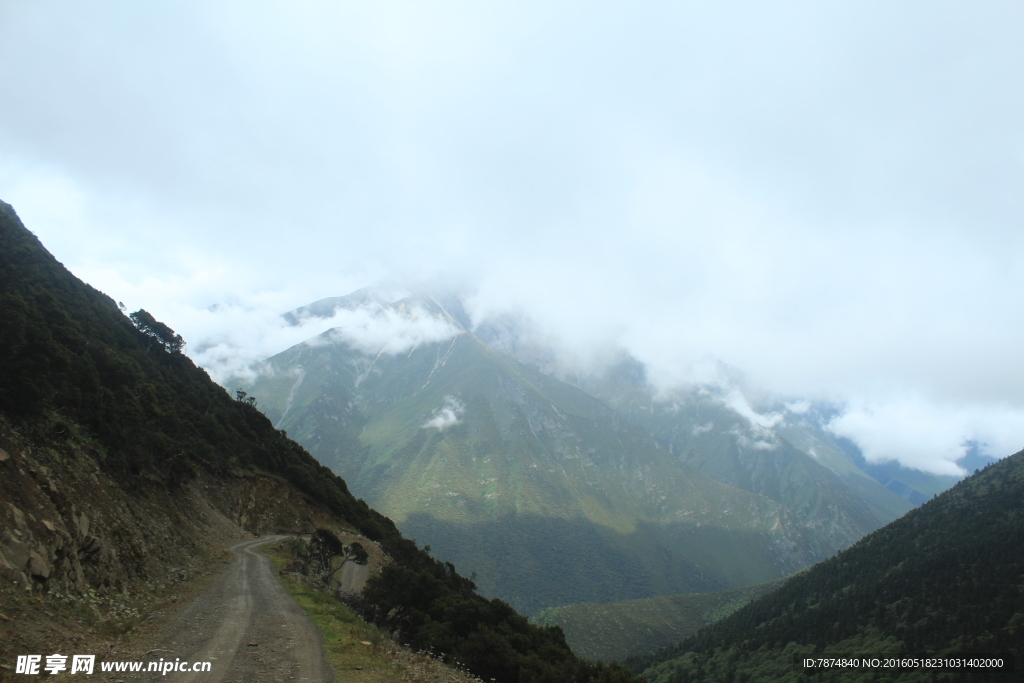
left=477, top=318, right=959, bottom=526
left=0, top=200, right=637, bottom=683
left=0, top=203, right=375, bottom=530
left=532, top=578, right=786, bottom=664
left=627, top=449, right=1024, bottom=682
left=557, top=355, right=943, bottom=529
left=243, top=296, right=875, bottom=615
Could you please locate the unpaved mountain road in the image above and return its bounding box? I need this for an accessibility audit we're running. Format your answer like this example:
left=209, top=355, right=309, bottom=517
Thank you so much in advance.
left=126, top=536, right=330, bottom=683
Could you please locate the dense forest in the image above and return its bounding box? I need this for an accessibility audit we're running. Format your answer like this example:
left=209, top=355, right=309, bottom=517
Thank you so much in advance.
left=626, top=450, right=1024, bottom=682
left=0, top=200, right=637, bottom=683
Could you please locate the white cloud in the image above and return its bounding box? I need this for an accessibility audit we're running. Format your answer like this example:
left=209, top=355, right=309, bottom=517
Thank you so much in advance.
left=322, top=305, right=462, bottom=356
left=194, top=298, right=462, bottom=382
left=827, top=397, right=1024, bottom=476
left=422, top=395, right=464, bottom=431
left=785, top=400, right=811, bottom=415
left=692, top=421, right=714, bottom=436
left=728, top=426, right=778, bottom=452
left=2, top=1, right=1023, bottom=476
left=184, top=298, right=364, bottom=384
left=721, top=390, right=784, bottom=432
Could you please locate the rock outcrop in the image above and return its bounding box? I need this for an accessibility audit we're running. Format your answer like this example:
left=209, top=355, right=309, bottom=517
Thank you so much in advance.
left=0, top=416, right=375, bottom=664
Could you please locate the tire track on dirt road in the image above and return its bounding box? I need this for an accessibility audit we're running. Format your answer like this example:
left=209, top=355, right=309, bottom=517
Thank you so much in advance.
left=128, top=536, right=330, bottom=683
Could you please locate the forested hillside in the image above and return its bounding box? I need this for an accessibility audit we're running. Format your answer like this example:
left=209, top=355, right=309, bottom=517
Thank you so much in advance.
left=0, top=202, right=395, bottom=530
left=0, top=200, right=636, bottom=683
left=627, top=450, right=1024, bottom=682
left=532, top=578, right=786, bottom=663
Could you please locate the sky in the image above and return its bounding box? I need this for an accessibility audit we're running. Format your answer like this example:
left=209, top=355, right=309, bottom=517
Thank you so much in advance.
left=2, top=1, right=1023, bottom=475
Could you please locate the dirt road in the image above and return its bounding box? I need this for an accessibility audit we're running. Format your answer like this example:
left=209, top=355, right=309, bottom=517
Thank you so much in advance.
left=130, top=536, right=330, bottom=683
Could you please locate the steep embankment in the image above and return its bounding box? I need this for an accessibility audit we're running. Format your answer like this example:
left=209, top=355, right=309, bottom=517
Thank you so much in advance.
left=0, top=201, right=638, bottom=683
left=0, top=410, right=360, bottom=667
left=627, top=450, right=1024, bottom=682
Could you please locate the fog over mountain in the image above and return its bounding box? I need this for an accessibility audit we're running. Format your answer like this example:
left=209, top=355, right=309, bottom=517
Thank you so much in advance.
left=2, top=1, right=1022, bottom=476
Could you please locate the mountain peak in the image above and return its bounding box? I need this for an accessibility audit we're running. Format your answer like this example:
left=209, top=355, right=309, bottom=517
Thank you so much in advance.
left=282, top=287, right=472, bottom=333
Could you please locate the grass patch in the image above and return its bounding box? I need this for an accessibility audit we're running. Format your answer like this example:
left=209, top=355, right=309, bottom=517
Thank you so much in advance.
left=264, top=541, right=481, bottom=683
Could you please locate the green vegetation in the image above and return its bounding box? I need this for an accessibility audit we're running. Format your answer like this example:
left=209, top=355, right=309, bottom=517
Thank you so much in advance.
left=532, top=579, right=786, bottom=664
left=571, top=355, right=925, bottom=536
left=626, top=452, right=1024, bottom=682
left=0, top=200, right=387, bottom=538
left=274, top=533, right=637, bottom=682
left=243, top=314, right=856, bottom=615
left=355, top=535, right=638, bottom=682
left=0, top=200, right=642, bottom=683
left=267, top=542, right=482, bottom=682
left=244, top=291, right=960, bottom=622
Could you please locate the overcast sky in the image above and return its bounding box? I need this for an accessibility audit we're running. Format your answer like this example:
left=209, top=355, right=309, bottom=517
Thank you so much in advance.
left=2, top=1, right=1022, bottom=475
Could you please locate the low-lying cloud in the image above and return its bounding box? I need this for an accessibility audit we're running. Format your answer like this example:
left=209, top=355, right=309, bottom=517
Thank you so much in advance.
left=319, top=306, right=462, bottom=357
left=826, top=397, right=1024, bottom=476
left=422, top=395, right=465, bottom=431
left=469, top=301, right=1024, bottom=474
left=722, top=389, right=783, bottom=431
left=115, top=286, right=462, bottom=385
left=717, top=389, right=782, bottom=450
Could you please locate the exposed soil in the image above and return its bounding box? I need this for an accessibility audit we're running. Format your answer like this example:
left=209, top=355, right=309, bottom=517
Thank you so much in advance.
left=119, top=536, right=330, bottom=683
left=0, top=417, right=362, bottom=681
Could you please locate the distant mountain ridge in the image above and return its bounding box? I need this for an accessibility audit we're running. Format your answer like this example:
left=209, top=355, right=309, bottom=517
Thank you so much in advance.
left=238, top=289, right=957, bottom=615
left=282, top=288, right=473, bottom=331
left=474, top=320, right=962, bottom=514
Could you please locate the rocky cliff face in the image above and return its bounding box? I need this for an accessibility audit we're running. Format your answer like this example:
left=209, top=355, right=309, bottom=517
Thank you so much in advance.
left=0, top=413, right=364, bottom=664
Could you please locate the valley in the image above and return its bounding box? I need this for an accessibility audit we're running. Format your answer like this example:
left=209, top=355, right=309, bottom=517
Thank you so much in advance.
left=531, top=578, right=787, bottom=664
left=3, top=197, right=1017, bottom=682
left=239, top=290, right=957, bottom=618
